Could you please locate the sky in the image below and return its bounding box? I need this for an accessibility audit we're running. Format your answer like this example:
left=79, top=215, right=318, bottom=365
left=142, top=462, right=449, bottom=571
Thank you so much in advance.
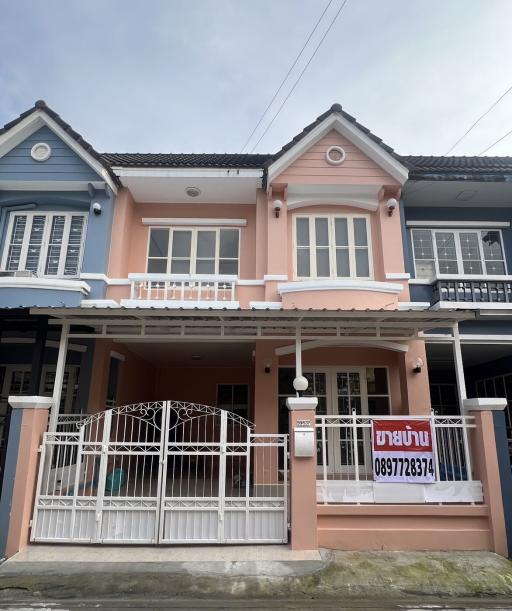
left=1, top=0, right=512, bottom=157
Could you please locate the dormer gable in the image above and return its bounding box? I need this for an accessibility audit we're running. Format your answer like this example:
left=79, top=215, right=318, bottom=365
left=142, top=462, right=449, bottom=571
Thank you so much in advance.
left=267, top=104, right=408, bottom=187
left=0, top=100, right=118, bottom=192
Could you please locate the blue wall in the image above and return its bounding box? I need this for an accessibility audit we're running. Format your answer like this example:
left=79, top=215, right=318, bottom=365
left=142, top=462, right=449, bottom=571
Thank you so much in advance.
left=0, top=121, right=116, bottom=305
left=403, top=205, right=512, bottom=303
left=0, top=126, right=99, bottom=182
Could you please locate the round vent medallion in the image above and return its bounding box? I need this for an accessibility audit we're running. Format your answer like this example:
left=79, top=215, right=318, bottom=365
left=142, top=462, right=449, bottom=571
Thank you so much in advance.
left=325, top=145, right=346, bottom=166
left=31, top=142, right=52, bottom=162
left=185, top=186, right=201, bottom=198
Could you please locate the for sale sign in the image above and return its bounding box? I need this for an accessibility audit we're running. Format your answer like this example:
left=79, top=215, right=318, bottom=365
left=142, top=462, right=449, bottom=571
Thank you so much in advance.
left=371, top=419, right=435, bottom=483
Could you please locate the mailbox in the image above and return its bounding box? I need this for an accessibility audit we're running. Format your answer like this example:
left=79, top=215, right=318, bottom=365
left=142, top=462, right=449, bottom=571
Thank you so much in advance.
left=293, top=427, right=316, bottom=457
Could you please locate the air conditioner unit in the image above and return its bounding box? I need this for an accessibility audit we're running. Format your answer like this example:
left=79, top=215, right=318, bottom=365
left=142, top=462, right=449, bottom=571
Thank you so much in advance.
left=0, top=270, right=36, bottom=278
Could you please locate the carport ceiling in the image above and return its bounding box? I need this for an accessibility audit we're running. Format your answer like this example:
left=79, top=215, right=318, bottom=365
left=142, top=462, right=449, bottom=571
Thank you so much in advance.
left=121, top=341, right=255, bottom=367
left=426, top=342, right=512, bottom=369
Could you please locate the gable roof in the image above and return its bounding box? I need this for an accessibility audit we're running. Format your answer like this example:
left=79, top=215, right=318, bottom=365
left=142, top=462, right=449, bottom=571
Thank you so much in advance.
left=102, top=152, right=270, bottom=169
left=269, top=103, right=398, bottom=163
left=401, top=155, right=512, bottom=181
left=5, top=101, right=512, bottom=188
left=265, top=104, right=409, bottom=185
left=0, top=100, right=121, bottom=188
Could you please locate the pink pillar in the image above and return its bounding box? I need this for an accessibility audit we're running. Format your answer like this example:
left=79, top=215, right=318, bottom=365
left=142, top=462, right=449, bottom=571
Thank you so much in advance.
left=400, top=340, right=431, bottom=415
left=465, top=399, right=508, bottom=557
left=5, top=396, right=52, bottom=558
left=253, top=340, right=279, bottom=434
left=287, top=396, right=318, bottom=550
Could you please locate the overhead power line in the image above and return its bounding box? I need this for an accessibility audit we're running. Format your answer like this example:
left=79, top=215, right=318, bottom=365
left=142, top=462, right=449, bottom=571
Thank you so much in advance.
left=248, top=0, right=350, bottom=153
left=478, top=126, right=512, bottom=156
left=444, top=83, right=512, bottom=155
left=240, top=0, right=335, bottom=153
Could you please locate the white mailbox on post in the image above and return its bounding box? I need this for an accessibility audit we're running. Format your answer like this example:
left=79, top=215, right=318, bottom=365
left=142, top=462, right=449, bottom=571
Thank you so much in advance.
left=294, top=426, right=316, bottom=458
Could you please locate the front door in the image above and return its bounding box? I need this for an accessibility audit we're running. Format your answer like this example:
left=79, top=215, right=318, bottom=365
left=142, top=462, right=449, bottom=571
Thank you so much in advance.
left=279, top=366, right=390, bottom=474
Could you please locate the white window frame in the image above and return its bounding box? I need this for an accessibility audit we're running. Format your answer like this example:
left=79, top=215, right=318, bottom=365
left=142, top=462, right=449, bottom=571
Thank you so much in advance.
left=411, top=228, right=507, bottom=279
left=146, top=226, right=241, bottom=276
left=1, top=211, right=88, bottom=278
left=216, top=383, right=250, bottom=417
left=293, top=214, right=373, bottom=280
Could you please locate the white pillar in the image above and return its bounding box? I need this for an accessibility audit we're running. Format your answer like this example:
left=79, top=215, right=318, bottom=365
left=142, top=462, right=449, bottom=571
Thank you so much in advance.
left=295, top=329, right=303, bottom=397
left=452, top=323, right=467, bottom=412
left=295, top=330, right=302, bottom=378
left=48, top=323, right=69, bottom=432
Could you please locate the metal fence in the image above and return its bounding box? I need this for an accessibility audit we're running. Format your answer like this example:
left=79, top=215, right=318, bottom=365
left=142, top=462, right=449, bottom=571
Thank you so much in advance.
left=315, top=412, right=477, bottom=504
left=32, top=402, right=288, bottom=545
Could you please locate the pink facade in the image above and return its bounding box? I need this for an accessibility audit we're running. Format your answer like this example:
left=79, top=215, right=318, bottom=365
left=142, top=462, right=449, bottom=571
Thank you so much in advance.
left=3, top=103, right=508, bottom=558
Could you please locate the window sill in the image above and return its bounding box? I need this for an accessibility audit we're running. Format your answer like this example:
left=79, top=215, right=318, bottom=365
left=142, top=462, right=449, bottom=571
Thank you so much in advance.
left=278, top=279, right=403, bottom=295
left=0, top=276, right=90, bottom=294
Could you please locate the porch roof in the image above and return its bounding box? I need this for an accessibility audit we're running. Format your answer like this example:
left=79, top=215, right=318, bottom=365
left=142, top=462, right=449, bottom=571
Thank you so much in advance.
left=30, top=306, right=475, bottom=341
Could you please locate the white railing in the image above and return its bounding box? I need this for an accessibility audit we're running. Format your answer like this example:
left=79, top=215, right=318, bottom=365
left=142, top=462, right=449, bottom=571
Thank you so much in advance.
left=55, top=413, right=89, bottom=433
left=315, top=412, right=481, bottom=504
left=128, top=274, right=237, bottom=303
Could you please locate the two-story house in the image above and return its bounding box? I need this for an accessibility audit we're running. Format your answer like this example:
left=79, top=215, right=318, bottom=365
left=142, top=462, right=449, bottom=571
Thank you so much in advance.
left=402, top=157, right=512, bottom=451
left=0, top=102, right=509, bottom=558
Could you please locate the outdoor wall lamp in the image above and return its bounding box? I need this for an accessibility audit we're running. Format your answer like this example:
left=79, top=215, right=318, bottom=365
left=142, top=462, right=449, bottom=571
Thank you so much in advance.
left=386, top=198, right=398, bottom=216
left=92, top=202, right=102, bottom=216
left=293, top=375, right=309, bottom=394
left=413, top=357, right=424, bottom=374
left=264, top=363, right=272, bottom=374
left=273, top=199, right=283, bottom=218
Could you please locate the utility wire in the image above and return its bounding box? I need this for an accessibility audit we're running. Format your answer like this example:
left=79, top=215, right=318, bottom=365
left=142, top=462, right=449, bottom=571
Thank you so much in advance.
left=478, top=126, right=512, bottom=155
left=444, top=83, right=512, bottom=155
left=249, top=0, right=350, bottom=153
left=240, top=0, right=335, bottom=153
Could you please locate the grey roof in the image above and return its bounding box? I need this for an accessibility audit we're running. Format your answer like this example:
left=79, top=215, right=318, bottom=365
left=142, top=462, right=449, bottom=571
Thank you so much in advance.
left=101, top=152, right=270, bottom=169
left=400, top=155, right=512, bottom=180
left=4, top=101, right=512, bottom=182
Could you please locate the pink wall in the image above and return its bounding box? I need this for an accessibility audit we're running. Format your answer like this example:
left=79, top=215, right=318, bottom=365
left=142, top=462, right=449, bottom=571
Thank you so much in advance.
left=280, top=346, right=404, bottom=414
left=112, top=201, right=257, bottom=278
left=155, top=365, right=254, bottom=418
left=317, top=504, right=492, bottom=551
left=87, top=340, right=157, bottom=415
left=275, top=130, right=400, bottom=186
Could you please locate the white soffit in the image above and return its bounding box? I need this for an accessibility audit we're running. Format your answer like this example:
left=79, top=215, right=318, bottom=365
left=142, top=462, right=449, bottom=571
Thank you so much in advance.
left=112, top=168, right=263, bottom=204
left=267, top=113, right=408, bottom=185
left=286, top=183, right=381, bottom=211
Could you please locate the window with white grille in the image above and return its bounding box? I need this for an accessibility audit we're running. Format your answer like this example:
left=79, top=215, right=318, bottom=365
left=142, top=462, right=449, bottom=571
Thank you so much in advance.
left=411, top=228, right=506, bottom=279
left=294, top=215, right=372, bottom=280
left=2, top=212, right=87, bottom=277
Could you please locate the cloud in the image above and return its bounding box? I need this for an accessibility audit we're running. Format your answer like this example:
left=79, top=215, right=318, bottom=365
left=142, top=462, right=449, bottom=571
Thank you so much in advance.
left=1, top=0, right=512, bottom=156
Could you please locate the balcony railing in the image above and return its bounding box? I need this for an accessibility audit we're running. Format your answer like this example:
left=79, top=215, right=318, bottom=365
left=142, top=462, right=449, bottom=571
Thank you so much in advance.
left=128, top=274, right=237, bottom=303
left=433, top=279, right=512, bottom=303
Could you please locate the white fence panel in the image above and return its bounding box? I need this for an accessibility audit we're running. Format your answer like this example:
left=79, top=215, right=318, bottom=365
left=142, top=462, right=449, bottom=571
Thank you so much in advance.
left=315, top=412, right=483, bottom=504
left=32, top=401, right=288, bottom=545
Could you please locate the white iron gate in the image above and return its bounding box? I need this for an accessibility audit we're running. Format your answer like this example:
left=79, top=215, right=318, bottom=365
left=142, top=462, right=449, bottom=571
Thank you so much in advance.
left=31, top=402, right=288, bottom=544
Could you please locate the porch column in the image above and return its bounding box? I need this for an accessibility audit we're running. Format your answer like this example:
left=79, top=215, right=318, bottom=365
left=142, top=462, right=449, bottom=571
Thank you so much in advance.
left=287, top=396, right=318, bottom=550
left=48, top=323, right=69, bottom=432
left=0, top=396, right=52, bottom=558
left=464, top=398, right=508, bottom=557
left=254, top=340, right=279, bottom=433
left=452, top=323, right=467, bottom=411
left=400, top=340, right=431, bottom=415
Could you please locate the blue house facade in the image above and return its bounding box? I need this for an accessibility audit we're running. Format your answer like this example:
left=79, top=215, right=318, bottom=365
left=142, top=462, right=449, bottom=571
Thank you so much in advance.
left=401, top=157, right=512, bottom=452
left=0, top=101, right=119, bottom=464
